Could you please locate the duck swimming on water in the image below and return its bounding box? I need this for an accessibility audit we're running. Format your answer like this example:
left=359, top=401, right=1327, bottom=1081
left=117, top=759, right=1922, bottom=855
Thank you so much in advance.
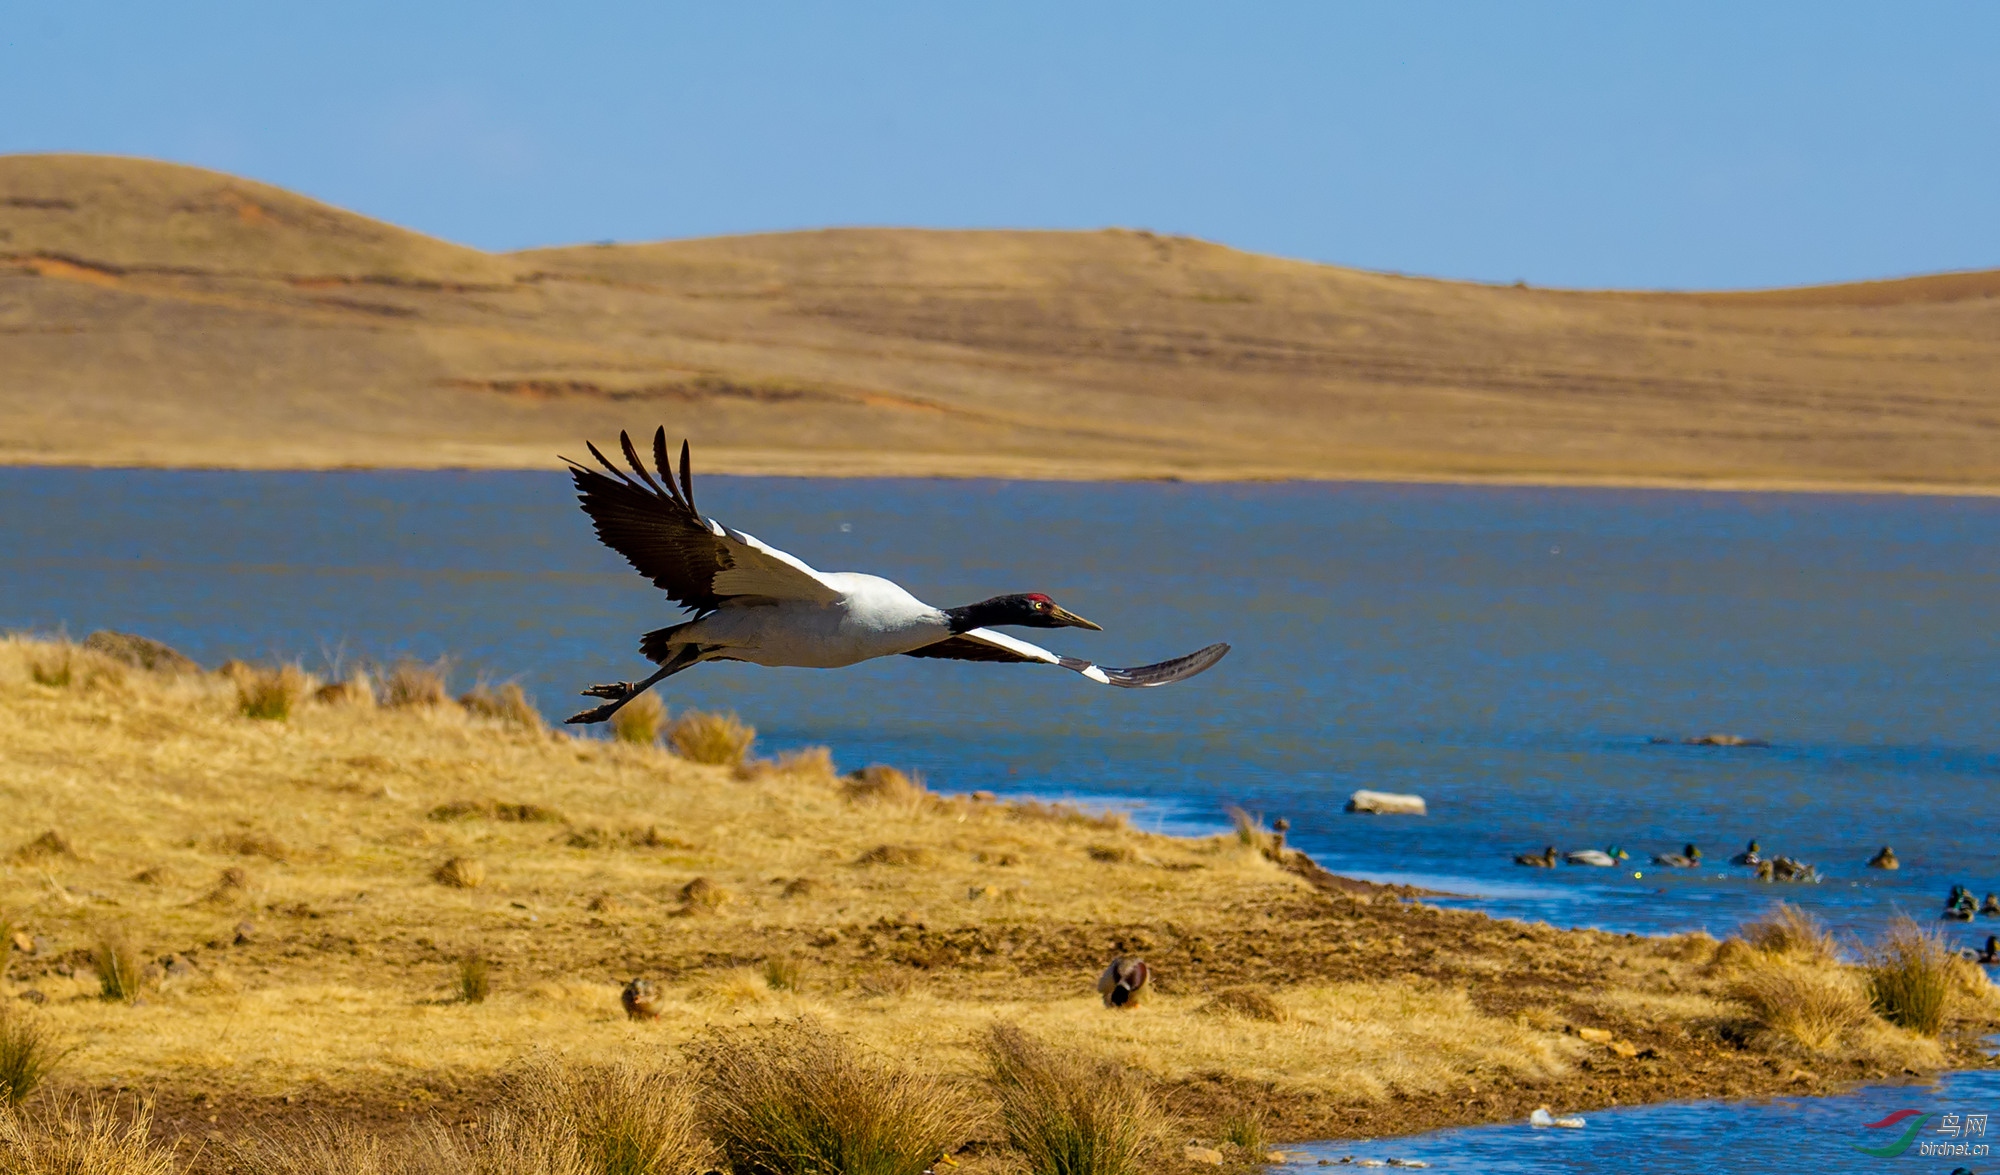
left=1730, top=840, right=1763, bottom=866
left=1566, top=846, right=1628, bottom=868
left=1651, top=844, right=1702, bottom=868
left=1867, top=845, right=1899, bottom=870
left=1514, top=846, right=1558, bottom=868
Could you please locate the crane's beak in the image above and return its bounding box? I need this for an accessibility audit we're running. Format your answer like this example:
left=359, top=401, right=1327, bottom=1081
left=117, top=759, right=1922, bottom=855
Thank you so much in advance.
left=1049, top=606, right=1103, bottom=631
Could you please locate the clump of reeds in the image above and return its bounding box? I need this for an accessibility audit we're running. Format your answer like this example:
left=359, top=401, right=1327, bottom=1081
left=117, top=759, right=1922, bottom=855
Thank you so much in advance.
left=1225, top=805, right=1268, bottom=851
left=1740, top=902, right=1838, bottom=964
left=1196, top=987, right=1287, bottom=1023
left=11, top=830, right=76, bottom=865
left=0, top=1094, right=178, bottom=1175
left=1732, top=961, right=1872, bottom=1052
left=461, top=682, right=545, bottom=732
left=434, top=856, right=487, bottom=889
left=93, top=931, right=145, bottom=1004
left=842, top=765, right=930, bottom=809
left=504, top=1055, right=713, bottom=1175
left=697, top=1018, right=977, bottom=1175
left=669, top=709, right=755, bottom=766
left=0, top=1008, right=65, bottom=1105
left=1866, top=917, right=1954, bottom=1037
left=237, top=663, right=312, bottom=720
left=382, top=660, right=450, bottom=708
left=457, top=951, right=492, bottom=1004
left=982, top=1023, right=1159, bottom=1175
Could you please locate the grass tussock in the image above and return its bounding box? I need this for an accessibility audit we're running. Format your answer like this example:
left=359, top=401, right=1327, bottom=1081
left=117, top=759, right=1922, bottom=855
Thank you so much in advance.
left=11, top=830, right=76, bottom=864
left=429, top=799, right=565, bottom=824
left=434, top=856, right=487, bottom=889
left=858, top=845, right=936, bottom=867
left=0, top=1094, right=179, bottom=1175
left=237, top=663, right=313, bottom=720
left=461, top=682, right=545, bottom=732
left=608, top=694, right=665, bottom=746
left=669, top=709, right=755, bottom=766
left=457, top=952, right=492, bottom=1004
left=0, top=1009, right=65, bottom=1105
left=1732, top=961, right=1872, bottom=1052
left=1196, top=987, right=1287, bottom=1023
left=983, top=1024, right=1160, bottom=1175
left=203, top=865, right=251, bottom=904
left=762, top=955, right=807, bottom=992
left=842, top=765, right=930, bottom=809
left=1866, top=917, right=1954, bottom=1037
left=676, top=877, right=730, bottom=914
left=1219, top=1111, right=1266, bottom=1155
left=697, top=1018, right=978, bottom=1175
left=505, top=1055, right=713, bottom=1175
left=1740, top=902, right=1838, bottom=964
left=26, top=642, right=128, bottom=692
left=382, top=660, right=450, bottom=709
left=214, top=829, right=290, bottom=862
left=93, top=931, right=146, bottom=1003
left=313, top=670, right=376, bottom=708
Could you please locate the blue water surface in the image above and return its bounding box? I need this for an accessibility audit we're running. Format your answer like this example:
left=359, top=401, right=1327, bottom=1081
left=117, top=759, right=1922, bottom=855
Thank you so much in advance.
left=2, top=467, right=1996, bottom=948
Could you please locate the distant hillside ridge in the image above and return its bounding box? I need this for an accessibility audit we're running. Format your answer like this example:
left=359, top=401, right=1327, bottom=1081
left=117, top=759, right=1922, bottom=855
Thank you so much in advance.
left=4, top=153, right=1998, bottom=490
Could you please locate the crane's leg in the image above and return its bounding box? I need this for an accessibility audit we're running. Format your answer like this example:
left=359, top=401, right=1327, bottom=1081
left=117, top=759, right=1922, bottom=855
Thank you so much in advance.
left=566, top=645, right=705, bottom=725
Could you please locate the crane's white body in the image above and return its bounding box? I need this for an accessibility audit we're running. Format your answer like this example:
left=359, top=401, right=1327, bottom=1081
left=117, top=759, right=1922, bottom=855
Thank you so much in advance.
left=676, top=572, right=953, bottom=668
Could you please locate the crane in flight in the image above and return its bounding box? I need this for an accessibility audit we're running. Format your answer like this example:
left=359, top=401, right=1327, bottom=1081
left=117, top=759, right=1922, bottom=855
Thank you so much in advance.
left=563, top=429, right=1230, bottom=725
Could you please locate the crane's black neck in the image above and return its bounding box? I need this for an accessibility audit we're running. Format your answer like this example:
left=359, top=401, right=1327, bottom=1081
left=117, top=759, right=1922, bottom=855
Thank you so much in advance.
left=945, top=594, right=1049, bottom=633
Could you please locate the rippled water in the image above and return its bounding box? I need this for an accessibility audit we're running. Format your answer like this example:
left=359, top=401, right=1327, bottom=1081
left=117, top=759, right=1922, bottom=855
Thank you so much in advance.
left=3, top=467, right=1996, bottom=950
left=1297, top=1067, right=2000, bottom=1172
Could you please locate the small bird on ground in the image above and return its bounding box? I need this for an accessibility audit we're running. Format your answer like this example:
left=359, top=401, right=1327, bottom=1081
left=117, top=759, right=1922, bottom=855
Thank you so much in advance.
left=1867, top=845, right=1899, bottom=870
left=561, top=430, right=1231, bottom=724
left=1097, top=956, right=1150, bottom=1007
left=620, top=977, right=664, bottom=1020
left=1651, top=844, right=1702, bottom=868
left=1514, top=846, right=1558, bottom=868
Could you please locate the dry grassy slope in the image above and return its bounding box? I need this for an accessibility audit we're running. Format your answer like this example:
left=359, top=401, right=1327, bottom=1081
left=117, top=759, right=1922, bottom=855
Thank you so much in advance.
left=4, top=636, right=1995, bottom=1146
left=4, top=153, right=2000, bottom=487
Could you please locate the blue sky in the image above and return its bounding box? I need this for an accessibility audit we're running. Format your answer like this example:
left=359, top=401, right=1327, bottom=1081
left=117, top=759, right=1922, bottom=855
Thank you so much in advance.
left=3, top=3, right=1995, bottom=289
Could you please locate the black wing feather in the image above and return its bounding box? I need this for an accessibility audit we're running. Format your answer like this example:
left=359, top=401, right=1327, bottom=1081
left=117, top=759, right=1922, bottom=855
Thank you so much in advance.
left=566, top=432, right=733, bottom=614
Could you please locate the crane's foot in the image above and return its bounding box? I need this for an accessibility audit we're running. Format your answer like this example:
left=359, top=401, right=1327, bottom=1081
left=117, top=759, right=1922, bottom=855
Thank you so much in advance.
left=580, top=681, right=639, bottom=701
left=567, top=681, right=640, bottom=725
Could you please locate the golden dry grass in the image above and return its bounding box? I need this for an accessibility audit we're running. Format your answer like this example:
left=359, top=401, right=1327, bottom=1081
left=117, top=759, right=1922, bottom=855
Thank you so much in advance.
left=668, top=710, right=754, bottom=767
left=8, top=154, right=2000, bottom=491
left=607, top=695, right=664, bottom=746
left=0, top=1094, right=180, bottom=1175
left=984, top=1024, right=1160, bottom=1175
left=1739, top=902, right=1839, bottom=965
left=460, top=684, right=544, bottom=733
left=1866, top=917, right=1956, bottom=1037
left=237, top=664, right=313, bottom=721
left=0, top=633, right=1597, bottom=1108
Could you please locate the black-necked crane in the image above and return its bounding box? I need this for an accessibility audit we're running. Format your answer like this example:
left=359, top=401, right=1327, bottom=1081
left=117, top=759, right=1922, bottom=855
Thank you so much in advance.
left=562, top=429, right=1231, bottom=725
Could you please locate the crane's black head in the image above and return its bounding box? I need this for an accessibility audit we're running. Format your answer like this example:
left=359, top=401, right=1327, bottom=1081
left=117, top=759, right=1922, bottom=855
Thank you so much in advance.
left=946, top=592, right=1103, bottom=634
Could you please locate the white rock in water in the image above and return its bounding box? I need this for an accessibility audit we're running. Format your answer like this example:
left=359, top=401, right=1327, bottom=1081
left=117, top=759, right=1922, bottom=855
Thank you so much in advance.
left=1345, top=790, right=1427, bottom=816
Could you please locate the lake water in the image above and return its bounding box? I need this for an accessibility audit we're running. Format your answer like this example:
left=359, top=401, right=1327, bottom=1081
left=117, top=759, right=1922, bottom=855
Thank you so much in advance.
left=1296, top=1066, right=2000, bottom=1172
left=3, top=467, right=1996, bottom=951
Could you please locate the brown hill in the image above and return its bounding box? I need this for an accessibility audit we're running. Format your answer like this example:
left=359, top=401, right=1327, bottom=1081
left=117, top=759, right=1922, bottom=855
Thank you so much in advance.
left=5, top=153, right=1998, bottom=488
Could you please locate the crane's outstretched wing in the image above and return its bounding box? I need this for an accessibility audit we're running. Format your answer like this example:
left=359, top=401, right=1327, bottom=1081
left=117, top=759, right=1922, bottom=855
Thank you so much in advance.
left=904, top=629, right=1230, bottom=688
left=566, top=429, right=841, bottom=612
